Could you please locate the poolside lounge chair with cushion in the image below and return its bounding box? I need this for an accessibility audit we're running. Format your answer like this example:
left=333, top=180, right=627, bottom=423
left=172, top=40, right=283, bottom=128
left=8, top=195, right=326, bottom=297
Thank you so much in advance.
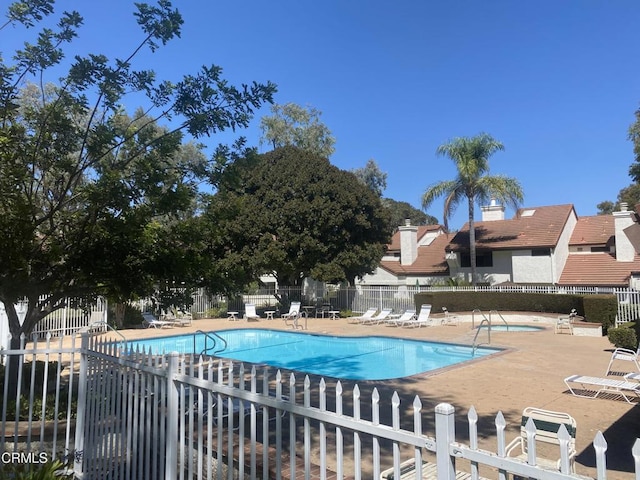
left=505, top=407, right=577, bottom=472
left=441, top=307, right=459, bottom=326
left=606, top=343, right=640, bottom=375
left=244, top=303, right=260, bottom=322
left=282, top=301, right=302, bottom=328
left=564, top=374, right=640, bottom=403
left=384, top=309, right=416, bottom=327
left=346, top=308, right=377, bottom=324
left=400, top=304, right=433, bottom=328
left=360, top=307, right=393, bottom=325
left=380, top=457, right=489, bottom=480
left=142, top=312, right=174, bottom=329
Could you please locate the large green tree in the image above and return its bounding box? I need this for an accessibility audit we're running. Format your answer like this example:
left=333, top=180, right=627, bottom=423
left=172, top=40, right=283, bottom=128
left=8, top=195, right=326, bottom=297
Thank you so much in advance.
left=0, top=0, right=275, bottom=343
left=206, top=146, right=391, bottom=287
left=382, top=199, right=438, bottom=229
left=422, top=133, right=523, bottom=285
left=351, top=159, right=387, bottom=197
left=259, top=103, right=335, bottom=158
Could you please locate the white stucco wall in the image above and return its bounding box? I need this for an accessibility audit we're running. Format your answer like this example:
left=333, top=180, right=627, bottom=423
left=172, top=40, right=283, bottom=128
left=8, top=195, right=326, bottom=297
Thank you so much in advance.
left=512, top=250, right=553, bottom=283
left=551, top=210, right=577, bottom=282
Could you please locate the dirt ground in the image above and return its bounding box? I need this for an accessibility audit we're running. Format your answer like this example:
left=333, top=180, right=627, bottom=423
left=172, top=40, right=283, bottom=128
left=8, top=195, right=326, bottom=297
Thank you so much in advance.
left=99, top=313, right=640, bottom=479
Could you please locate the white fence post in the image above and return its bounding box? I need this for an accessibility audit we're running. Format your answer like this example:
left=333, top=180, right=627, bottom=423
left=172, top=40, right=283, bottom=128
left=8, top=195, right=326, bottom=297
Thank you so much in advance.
left=73, top=333, right=89, bottom=477
left=165, top=352, right=179, bottom=479
left=435, top=402, right=457, bottom=480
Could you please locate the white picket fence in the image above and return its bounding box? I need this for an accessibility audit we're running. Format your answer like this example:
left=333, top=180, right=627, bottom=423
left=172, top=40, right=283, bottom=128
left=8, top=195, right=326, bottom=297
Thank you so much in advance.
left=1, top=333, right=638, bottom=479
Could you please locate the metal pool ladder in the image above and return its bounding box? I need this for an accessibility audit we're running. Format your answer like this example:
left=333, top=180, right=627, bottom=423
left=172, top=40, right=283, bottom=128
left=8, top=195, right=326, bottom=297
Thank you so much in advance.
left=194, top=330, right=227, bottom=356
left=471, top=309, right=508, bottom=354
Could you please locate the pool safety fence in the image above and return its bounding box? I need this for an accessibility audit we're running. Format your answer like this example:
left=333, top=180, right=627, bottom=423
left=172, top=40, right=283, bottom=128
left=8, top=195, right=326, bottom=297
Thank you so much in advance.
left=0, top=334, right=638, bottom=480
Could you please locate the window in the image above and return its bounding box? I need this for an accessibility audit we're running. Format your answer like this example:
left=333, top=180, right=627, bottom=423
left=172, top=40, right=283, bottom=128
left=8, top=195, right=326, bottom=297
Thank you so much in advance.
left=590, top=246, right=609, bottom=253
left=461, top=251, right=493, bottom=267
left=531, top=248, right=551, bottom=256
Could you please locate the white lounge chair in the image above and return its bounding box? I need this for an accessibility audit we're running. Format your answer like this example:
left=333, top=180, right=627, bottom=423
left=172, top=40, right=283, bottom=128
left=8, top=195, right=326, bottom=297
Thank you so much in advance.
left=142, top=312, right=174, bottom=329
left=361, top=307, right=392, bottom=325
left=564, top=374, right=640, bottom=403
left=606, top=343, right=640, bottom=375
left=506, top=407, right=577, bottom=472
left=380, top=457, right=489, bottom=480
left=244, top=303, right=260, bottom=322
left=282, top=301, right=302, bottom=328
left=401, top=304, right=433, bottom=328
left=346, top=308, right=377, bottom=324
left=384, top=309, right=416, bottom=327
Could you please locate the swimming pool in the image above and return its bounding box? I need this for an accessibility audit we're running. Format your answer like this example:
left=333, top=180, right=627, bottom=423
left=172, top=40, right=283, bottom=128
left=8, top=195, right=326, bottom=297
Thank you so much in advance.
left=126, top=329, right=501, bottom=380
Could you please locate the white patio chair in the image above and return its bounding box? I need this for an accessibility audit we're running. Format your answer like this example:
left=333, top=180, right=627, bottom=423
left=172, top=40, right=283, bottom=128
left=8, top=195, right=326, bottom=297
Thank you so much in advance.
left=606, top=342, right=640, bottom=375
left=384, top=309, right=416, bottom=327
left=346, top=307, right=377, bottom=324
left=506, top=406, right=577, bottom=472
left=282, top=301, right=302, bottom=328
left=400, top=304, right=433, bottom=328
left=244, top=303, right=260, bottom=322
left=360, top=308, right=393, bottom=325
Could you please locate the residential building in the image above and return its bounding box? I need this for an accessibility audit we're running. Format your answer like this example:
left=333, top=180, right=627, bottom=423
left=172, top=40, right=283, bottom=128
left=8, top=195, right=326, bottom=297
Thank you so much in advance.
left=357, top=201, right=640, bottom=288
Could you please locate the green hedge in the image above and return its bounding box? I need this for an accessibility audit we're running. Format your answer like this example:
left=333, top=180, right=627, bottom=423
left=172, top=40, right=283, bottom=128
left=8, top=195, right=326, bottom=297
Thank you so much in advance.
left=414, top=291, right=617, bottom=328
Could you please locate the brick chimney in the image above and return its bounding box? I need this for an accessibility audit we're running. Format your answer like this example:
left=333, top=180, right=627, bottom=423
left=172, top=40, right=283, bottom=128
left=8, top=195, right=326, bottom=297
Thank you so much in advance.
left=398, top=219, right=418, bottom=265
left=481, top=198, right=505, bottom=221
left=614, top=202, right=636, bottom=262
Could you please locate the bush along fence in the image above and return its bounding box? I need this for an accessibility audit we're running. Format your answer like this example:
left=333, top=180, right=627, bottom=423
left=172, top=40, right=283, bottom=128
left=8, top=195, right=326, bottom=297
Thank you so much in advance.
left=0, top=333, right=638, bottom=479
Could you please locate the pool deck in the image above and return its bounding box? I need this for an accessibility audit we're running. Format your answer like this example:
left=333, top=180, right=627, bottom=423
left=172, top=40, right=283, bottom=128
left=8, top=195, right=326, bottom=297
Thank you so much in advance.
left=103, top=313, right=639, bottom=479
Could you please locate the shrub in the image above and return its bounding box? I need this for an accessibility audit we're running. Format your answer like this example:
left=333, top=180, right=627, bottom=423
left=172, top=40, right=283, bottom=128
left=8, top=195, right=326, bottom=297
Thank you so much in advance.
left=583, top=295, right=617, bottom=330
left=608, top=326, right=638, bottom=350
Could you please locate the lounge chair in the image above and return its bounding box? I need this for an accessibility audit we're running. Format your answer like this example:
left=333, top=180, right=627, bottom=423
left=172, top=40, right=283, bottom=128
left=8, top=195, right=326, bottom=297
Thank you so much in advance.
left=385, top=309, right=416, bottom=327
left=505, top=407, right=577, bottom=472
left=380, top=457, right=489, bottom=480
left=244, top=303, right=260, bottom=322
left=606, top=343, right=640, bottom=375
left=400, top=304, right=433, bottom=328
left=282, top=301, right=302, bottom=329
left=441, top=307, right=459, bottom=326
left=142, top=312, right=174, bottom=329
left=346, top=307, right=377, bottom=324
left=564, top=374, right=640, bottom=403
left=360, top=307, right=393, bottom=325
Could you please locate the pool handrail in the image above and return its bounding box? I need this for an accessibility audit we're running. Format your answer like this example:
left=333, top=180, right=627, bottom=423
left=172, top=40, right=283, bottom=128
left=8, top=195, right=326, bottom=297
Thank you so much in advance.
left=472, top=309, right=508, bottom=354
left=194, top=330, right=227, bottom=356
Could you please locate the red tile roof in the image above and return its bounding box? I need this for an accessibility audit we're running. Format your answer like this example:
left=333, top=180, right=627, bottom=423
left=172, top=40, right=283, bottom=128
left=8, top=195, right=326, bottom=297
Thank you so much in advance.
left=387, top=225, right=444, bottom=252
left=380, top=233, right=451, bottom=276
left=569, top=215, right=614, bottom=246
left=559, top=253, right=640, bottom=286
left=447, top=204, right=575, bottom=251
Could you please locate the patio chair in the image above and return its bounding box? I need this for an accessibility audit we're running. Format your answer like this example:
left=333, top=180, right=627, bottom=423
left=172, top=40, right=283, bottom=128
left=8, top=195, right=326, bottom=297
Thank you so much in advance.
left=384, top=309, right=416, bottom=327
left=555, top=309, right=578, bottom=335
left=606, top=342, right=640, bottom=375
left=506, top=407, right=577, bottom=473
left=141, top=312, right=174, bottom=329
left=380, top=457, right=489, bottom=480
left=400, top=304, right=433, bottom=328
left=244, top=303, right=260, bottom=322
left=564, top=374, right=640, bottom=403
left=282, top=301, right=302, bottom=328
left=441, top=307, right=459, bottom=326
left=360, top=307, right=393, bottom=325
left=346, top=307, right=377, bottom=324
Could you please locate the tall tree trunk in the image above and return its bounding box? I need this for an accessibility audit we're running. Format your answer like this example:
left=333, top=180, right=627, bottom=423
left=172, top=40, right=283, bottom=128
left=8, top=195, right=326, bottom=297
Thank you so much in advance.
left=468, top=196, right=477, bottom=286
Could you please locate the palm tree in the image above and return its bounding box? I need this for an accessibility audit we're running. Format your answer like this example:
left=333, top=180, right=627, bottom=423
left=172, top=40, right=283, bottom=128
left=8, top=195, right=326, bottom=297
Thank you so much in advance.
left=422, top=133, right=524, bottom=285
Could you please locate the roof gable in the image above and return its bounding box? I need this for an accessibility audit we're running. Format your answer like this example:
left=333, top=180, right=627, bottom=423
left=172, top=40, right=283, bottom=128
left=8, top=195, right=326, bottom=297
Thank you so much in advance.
left=447, top=204, right=575, bottom=251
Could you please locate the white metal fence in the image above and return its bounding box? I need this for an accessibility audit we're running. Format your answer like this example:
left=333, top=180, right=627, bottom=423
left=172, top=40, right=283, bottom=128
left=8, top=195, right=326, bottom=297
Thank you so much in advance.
left=1, top=334, right=638, bottom=479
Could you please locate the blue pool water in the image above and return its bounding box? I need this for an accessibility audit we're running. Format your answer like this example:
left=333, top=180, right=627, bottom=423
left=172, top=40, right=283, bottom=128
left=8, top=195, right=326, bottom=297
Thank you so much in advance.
left=126, top=329, right=501, bottom=380
left=477, top=325, right=545, bottom=332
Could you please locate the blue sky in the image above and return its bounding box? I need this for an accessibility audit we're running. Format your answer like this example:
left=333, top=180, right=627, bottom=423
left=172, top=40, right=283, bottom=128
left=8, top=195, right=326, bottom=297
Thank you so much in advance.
left=4, top=1, right=640, bottom=229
